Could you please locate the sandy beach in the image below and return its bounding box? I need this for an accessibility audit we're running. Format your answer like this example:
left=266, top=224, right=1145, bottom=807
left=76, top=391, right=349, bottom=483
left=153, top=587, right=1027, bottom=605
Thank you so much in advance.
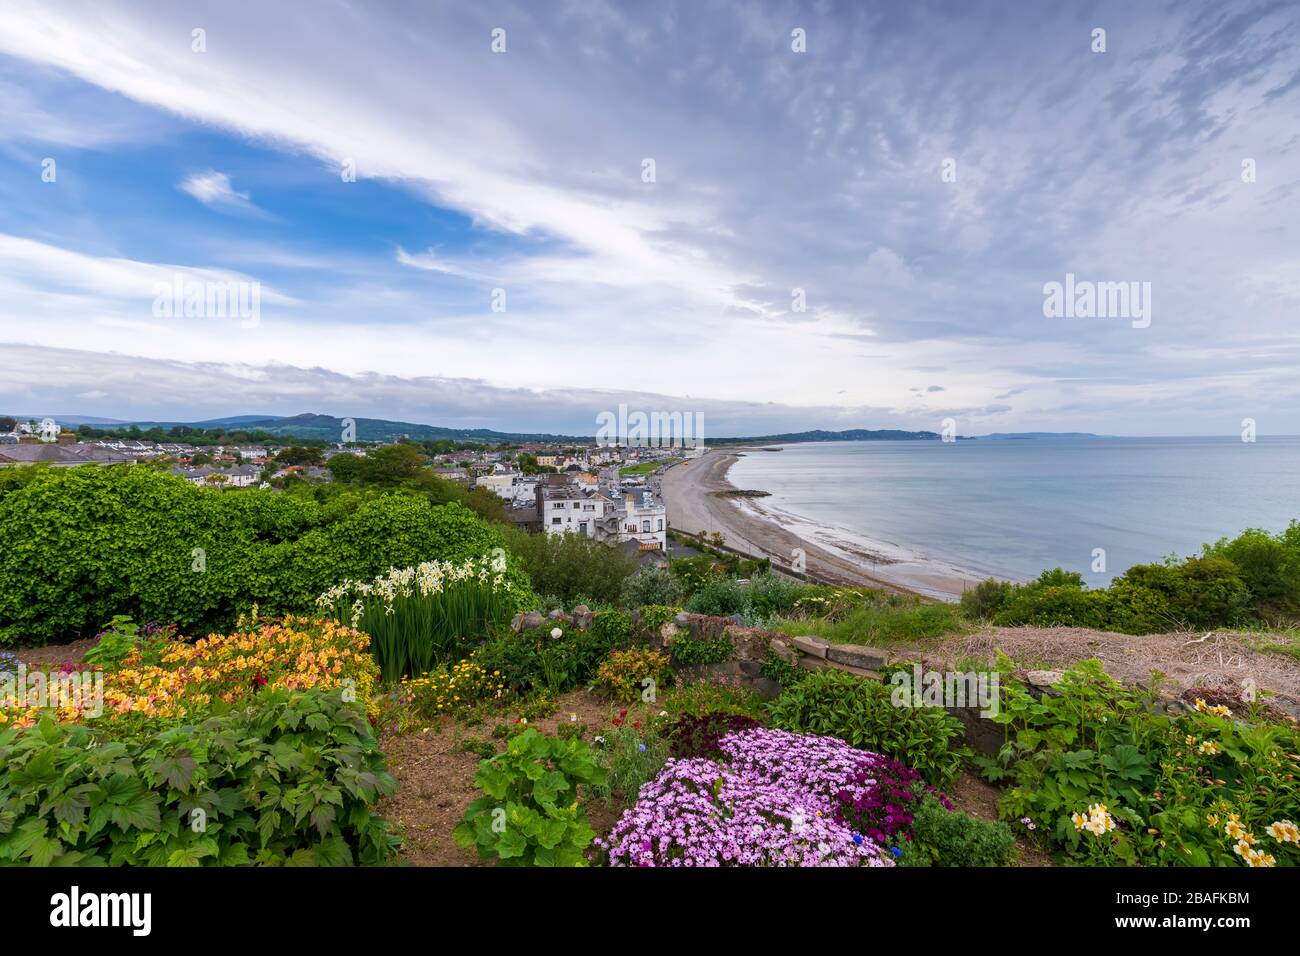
left=660, top=448, right=982, bottom=601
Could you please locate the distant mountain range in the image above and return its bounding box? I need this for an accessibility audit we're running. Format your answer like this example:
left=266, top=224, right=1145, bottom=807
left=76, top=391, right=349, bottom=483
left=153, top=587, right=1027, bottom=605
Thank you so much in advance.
left=6, top=411, right=1103, bottom=445
left=712, top=428, right=945, bottom=444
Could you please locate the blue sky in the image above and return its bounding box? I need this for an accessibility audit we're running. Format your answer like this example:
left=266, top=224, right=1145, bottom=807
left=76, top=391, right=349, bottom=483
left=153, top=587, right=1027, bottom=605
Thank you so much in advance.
left=1, top=0, right=1298, bottom=436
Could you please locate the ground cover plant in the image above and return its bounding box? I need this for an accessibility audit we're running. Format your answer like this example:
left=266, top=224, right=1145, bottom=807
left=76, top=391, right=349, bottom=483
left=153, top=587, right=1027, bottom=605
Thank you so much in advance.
left=776, top=591, right=964, bottom=646
left=764, top=668, right=970, bottom=787
left=976, top=659, right=1300, bottom=866
left=598, top=728, right=900, bottom=866
left=0, top=688, right=399, bottom=866
left=0, top=616, right=378, bottom=735
left=454, top=727, right=606, bottom=866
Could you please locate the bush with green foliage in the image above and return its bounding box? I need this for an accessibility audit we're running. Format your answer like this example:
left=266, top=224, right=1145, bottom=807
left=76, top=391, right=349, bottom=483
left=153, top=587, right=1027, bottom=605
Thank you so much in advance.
left=765, top=669, right=970, bottom=786
left=897, top=795, right=1017, bottom=867
left=959, top=578, right=1015, bottom=621
left=0, top=467, right=531, bottom=647
left=500, top=526, right=638, bottom=606
left=479, top=618, right=627, bottom=695
left=634, top=604, right=681, bottom=641
left=670, top=629, right=733, bottom=666
left=621, top=567, right=685, bottom=608
left=454, top=728, right=606, bottom=866
left=970, top=522, right=1300, bottom=635
left=593, top=647, right=673, bottom=703
left=0, top=689, right=399, bottom=866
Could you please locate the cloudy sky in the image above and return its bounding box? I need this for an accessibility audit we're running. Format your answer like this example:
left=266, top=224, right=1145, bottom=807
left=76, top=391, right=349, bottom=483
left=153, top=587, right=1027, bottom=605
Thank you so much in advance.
left=1, top=0, right=1298, bottom=436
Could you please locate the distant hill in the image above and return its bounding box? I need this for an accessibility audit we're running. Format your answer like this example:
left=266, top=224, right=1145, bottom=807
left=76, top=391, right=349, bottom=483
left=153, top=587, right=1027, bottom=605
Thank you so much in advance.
left=712, top=428, right=945, bottom=444
left=105, top=413, right=586, bottom=444
left=975, top=432, right=1104, bottom=440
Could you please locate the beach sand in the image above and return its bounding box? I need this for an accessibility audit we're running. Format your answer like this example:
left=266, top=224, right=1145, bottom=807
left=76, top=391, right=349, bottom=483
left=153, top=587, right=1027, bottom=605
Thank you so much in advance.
left=660, top=448, right=981, bottom=601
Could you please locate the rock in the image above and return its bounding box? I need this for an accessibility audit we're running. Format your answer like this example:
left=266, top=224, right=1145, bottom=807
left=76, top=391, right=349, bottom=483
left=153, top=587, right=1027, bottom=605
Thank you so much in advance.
left=1025, top=669, right=1064, bottom=687
left=825, top=644, right=888, bottom=670
left=825, top=661, right=882, bottom=680
left=572, top=604, right=594, bottom=630
left=768, top=638, right=800, bottom=666
left=547, top=609, right=573, bottom=624
left=510, top=613, right=525, bottom=633
left=737, top=659, right=762, bottom=677
left=521, top=611, right=546, bottom=631
left=791, top=635, right=830, bottom=659
left=723, top=625, right=776, bottom=661
left=658, top=622, right=680, bottom=648
left=674, top=611, right=691, bottom=627
left=797, top=655, right=828, bottom=671
left=752, top=677, right=782, bottom=699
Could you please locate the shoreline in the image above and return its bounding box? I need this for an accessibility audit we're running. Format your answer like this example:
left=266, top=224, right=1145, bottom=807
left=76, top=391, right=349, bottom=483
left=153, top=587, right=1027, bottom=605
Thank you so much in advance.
left=659, top=448, right=984, bottom=601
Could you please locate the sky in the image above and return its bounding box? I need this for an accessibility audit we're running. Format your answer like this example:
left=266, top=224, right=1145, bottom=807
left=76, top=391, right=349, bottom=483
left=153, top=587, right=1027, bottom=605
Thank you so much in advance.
left=0, top=0, right=1298, bottom=437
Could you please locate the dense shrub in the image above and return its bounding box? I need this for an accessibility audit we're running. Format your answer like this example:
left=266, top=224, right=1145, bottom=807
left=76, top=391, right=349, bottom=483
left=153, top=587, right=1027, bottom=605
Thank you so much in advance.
left=976, top=522, right=1300, bottom=635
left=683, top=571, right=811, bottom=622
left=669, top=628, right=733, bottom=666
left=898, top=795, right=1017, bottom=867
left=959, top=579, right=1014, bottom=620
left=0, top=467, right=530, bottom=647
left=620, top=567, right=685, bottom=608
left=589, top=609, right=633, bottom=648
left=0, top=689, right=399, bottom=866
left=499, top=526, right=637, bottom=606
left=593, top=648, right=672, bottom=703
left=1204, top=525, right=1300, bottom=617
left=765, top=669, right=969, bottom=786
left=479, top=619, right=624, bottom=695
left=683, top=575, right=750, bottom=616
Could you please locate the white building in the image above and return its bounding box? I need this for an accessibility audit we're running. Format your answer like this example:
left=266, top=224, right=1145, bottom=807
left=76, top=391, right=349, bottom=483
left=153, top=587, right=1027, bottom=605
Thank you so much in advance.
left=616, top=490, right=667, bottom=551
left=538, top=482, right=614, bottom=538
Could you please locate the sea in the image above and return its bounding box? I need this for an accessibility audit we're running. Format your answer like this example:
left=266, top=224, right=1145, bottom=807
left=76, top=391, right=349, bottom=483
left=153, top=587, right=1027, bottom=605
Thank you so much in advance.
left=725, top=436, right=1300, bottom=587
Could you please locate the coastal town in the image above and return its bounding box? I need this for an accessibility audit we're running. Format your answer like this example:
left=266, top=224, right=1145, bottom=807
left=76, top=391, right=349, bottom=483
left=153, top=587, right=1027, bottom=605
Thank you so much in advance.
left=0, top=414, right=680, bottom=556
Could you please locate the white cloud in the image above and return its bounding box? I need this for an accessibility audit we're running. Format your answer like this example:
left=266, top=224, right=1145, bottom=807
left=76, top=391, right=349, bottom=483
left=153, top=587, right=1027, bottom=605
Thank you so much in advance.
left=178, top=169, right=256, bottom=212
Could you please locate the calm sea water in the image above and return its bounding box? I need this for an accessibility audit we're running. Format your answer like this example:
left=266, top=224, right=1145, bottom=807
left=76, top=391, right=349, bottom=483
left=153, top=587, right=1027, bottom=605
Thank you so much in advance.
left=726, top=437, right=1300, bottom=585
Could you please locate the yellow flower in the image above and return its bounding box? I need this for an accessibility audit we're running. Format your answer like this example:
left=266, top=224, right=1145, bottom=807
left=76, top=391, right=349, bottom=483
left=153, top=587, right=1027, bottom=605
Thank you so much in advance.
left=1265, top=820, right=1299, bottom=844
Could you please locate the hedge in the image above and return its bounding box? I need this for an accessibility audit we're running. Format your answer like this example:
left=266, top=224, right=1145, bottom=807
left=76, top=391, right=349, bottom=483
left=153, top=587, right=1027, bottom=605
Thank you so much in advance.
left=0, top=466, right=533, bottom=646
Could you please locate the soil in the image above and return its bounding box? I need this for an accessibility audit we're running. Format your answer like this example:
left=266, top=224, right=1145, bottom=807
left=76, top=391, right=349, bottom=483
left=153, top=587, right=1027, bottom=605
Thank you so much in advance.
left=377, top=688, right=647, bottom=867
left=11, top=637, right=97, bottom=668
left=947, top=771, right=1054, bottom=866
